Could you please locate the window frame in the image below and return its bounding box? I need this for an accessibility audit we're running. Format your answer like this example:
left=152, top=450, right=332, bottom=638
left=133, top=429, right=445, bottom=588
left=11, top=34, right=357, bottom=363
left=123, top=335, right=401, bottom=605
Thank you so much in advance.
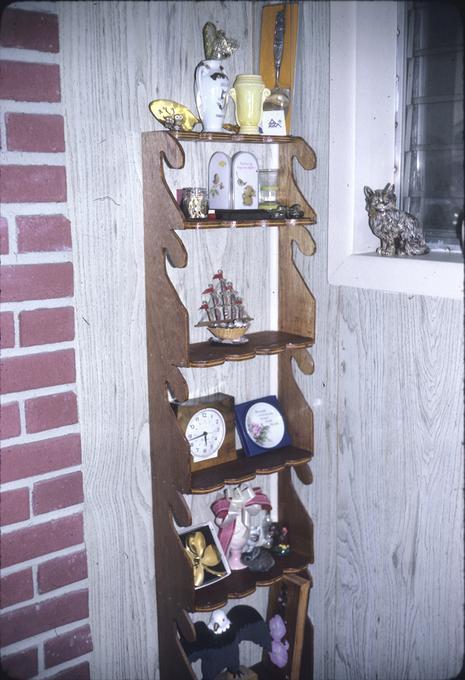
left=328, top=0, right=463, bottom=300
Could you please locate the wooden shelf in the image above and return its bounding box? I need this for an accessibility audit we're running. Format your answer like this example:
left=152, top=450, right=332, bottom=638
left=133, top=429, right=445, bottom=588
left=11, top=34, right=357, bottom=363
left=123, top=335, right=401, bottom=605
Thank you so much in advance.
left=142, top=129, right=317, bottom=678
left=191, top=446, right=312, bottom=494
left=182, top=216, right=316, bottom=229
left=193, top=551, right=310, bottom=612
left=183, top=331, right=314, bottom=368
left=170, top=131, right=307, bottom=145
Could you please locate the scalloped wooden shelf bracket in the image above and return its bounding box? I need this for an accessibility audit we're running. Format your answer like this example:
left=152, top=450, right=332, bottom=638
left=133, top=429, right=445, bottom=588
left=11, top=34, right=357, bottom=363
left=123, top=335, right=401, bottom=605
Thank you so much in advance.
left=143, top=131, right=317, bottom=679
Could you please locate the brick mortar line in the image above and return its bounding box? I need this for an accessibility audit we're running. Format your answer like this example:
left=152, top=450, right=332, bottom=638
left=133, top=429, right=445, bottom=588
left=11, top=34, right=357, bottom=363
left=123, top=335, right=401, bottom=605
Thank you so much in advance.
left=1, top=463, right=82, bottom=494
left=0, top=298, right=75, bottom=313
left=18, top=399, right=27, bottom=440
left=0, top=502, right=84, bottom=535
left=0, top=47, right=60, bottom=65
left=32, top=562, right=38, bottom=599
left=0, top=577, right=90, bottom=615
left=0, top=8, right=93, bottom=668
left=1, top=203, right=71, bottom=259
left=0, top=153, right=66, bottom=165
left=0, top=382, right=78, bottom=405
left=0, top=252, right=73, bottom=265
left=1, top=339, right=75, bottom=359
left=0, top=541, right=86, bottom=578
left=0, top=12, right=93, bottom=667
left=38, top=653, right=93, bottom=680
left=0, top=201, right=68, bottom=213
left=0, top=617, right=92, bottom=656
left=1, top=204, right=69, bottom=219
left=13, top=308, right=20, bottom=350
left=6, top=211, right=17, bottom=254
left=0, top=104, right=60, bottom=156
left=1, top=462, right=82, bottom=497
left=0, top=102, right=63, bottom=115
left=2, top=2, right=58, bottom=12
left=36, top=643, right=45, bottom=680
left=1, top=403, right=78, bottom=442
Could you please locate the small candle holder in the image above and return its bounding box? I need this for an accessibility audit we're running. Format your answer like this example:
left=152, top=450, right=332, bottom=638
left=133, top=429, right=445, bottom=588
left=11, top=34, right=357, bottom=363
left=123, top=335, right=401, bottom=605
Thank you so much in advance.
left=258, top=169, right=279, bottom=210
left=181, top=187, right=209, bottom=220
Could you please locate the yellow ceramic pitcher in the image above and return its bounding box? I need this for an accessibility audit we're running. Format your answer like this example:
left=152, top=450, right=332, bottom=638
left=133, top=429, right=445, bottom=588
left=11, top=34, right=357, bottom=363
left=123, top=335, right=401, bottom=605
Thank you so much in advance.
left=229, top=74, right=271, bottom=134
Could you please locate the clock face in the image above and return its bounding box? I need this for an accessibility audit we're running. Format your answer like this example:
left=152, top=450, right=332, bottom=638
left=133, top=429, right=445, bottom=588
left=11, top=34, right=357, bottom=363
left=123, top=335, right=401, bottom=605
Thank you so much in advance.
left=185, top=408, right=226, bottom=462
left=245, top=402, right=285, bottom=449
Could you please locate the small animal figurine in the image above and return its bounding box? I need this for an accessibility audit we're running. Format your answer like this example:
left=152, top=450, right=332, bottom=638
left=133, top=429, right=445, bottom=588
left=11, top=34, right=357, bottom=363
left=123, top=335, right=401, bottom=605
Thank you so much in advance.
left=268, top=614, right=289, bottom=668
left=364, top=183, right=429, bottom=256
left=240, top=546, right=275, bottom=572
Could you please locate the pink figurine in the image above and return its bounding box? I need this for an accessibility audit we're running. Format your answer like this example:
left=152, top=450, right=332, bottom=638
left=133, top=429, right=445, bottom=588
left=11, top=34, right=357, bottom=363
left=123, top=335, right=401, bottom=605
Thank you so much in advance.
left=268, top=614, right=289, bottom=668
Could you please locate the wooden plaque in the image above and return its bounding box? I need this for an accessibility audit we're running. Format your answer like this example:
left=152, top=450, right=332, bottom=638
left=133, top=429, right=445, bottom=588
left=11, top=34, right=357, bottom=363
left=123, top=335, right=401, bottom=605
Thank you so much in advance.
left=259, top=3, right=299, bottom=133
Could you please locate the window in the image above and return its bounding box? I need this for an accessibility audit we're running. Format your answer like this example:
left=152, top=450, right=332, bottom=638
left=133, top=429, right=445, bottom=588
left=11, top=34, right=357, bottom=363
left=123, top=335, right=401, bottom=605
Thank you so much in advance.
left=398, top=2, right=464, bottom=252
left=328, top=1, right=462, bottom=300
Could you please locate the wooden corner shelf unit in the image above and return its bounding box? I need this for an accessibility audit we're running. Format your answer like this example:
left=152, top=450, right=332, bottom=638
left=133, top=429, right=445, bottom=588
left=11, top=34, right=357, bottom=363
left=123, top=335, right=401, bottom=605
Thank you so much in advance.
left=142, top=130, right=317, bottom=680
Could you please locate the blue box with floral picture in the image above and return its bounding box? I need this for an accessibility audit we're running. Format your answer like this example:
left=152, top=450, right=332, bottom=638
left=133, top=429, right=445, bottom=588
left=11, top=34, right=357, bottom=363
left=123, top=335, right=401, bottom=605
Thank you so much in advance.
left=235, top=395, right=292, bottom=457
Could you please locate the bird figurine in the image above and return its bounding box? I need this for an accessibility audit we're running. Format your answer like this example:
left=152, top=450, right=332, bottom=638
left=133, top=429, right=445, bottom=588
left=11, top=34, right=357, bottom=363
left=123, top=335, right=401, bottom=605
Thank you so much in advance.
left=202, top=22, right=238, bottom=60
left=180, top=605, right=271, bottom=680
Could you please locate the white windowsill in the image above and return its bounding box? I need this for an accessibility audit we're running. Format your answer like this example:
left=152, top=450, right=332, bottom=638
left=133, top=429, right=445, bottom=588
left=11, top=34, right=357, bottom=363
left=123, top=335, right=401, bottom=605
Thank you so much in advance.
left=328, top=1, right=463, bottom=301
left=331, top=251, right=463, bottom=300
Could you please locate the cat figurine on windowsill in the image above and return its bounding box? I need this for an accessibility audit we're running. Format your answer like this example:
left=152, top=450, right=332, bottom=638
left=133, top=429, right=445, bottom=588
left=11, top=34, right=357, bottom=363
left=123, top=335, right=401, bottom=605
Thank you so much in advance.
left=364, top=183, right=430, bottom=256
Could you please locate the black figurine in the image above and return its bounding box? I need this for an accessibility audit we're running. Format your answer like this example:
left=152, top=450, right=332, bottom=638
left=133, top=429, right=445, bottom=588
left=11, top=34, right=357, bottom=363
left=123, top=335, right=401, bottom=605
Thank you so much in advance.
left=180, top=605, right=271, bottom=680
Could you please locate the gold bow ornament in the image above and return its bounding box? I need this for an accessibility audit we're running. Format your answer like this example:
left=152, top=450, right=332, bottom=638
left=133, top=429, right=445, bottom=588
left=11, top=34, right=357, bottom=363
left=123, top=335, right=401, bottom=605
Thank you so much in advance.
left=185, top=531, right=226, bottom=587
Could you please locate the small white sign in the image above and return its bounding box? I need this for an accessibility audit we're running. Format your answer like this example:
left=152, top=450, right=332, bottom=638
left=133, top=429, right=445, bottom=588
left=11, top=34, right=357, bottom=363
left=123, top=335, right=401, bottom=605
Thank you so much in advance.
left=260, top=110, right=287, bottom=136
left=231, top=151, right=259, bottom=209
left=208, top=152, right=231, bottom=210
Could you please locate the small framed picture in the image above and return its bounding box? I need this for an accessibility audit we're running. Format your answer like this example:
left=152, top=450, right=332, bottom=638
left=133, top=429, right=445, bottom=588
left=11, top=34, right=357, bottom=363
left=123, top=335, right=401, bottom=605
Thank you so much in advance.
left=235, top=395, right=292, bottom=457
left=178, top=521, right=231, bottom=590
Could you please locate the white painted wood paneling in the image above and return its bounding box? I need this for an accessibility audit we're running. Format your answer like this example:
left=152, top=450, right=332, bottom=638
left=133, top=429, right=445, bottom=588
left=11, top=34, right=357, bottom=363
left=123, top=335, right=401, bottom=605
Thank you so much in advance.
left=59, top=1, right=463, bottom=679
left=291, top=4, right=338, bottom=679
left=334, top=290, right=463, bottom=680
left=294, top=4, right=464, bottom=680
left=58, top=3, right=264, bottom=678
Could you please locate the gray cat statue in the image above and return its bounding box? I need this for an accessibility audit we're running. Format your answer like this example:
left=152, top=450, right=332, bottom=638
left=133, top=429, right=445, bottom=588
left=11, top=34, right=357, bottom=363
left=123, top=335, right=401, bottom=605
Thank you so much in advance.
left=364, top=183, right=429, bottom=256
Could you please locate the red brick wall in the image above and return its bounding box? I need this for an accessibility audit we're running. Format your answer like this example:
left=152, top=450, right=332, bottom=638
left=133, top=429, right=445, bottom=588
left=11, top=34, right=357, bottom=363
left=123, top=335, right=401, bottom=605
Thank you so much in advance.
left=1, top=7, right=92, bottom=679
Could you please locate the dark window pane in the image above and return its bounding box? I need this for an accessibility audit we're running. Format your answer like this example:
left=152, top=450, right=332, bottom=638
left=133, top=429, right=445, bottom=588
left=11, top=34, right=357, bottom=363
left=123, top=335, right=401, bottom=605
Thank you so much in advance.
left=402, top=1, right=464, bottom=249
left=412, top=52, right=463, bottom=99
left=413, top=2, right=463, bottom=51
left=407, top=148, right=463, bottom=198
left=408, top=101, right=463, bottom=146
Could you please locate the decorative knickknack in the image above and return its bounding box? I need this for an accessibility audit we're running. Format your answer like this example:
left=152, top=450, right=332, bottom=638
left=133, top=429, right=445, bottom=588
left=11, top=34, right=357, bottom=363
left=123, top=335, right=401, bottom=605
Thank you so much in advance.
left=196, top=270, right=253, bottom=344
left=194, top=22, right=238, bottom=132
left=229, top=74, right=270, bottom=135
left=364, top=183, right=430, bottom=256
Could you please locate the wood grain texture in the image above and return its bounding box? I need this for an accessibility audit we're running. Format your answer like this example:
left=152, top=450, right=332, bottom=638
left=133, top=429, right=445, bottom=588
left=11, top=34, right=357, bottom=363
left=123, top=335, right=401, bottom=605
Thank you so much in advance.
left=335, top=290, right=464, bottom=680
left=58, top=1, right=463, bottom=678
left=285, top=5, right=340, bottom=672
left=258, top=3, right=299, bottom=132
left=59, top=3, right=262, bottom=679
left=292, top=4, right=464, bottom=680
